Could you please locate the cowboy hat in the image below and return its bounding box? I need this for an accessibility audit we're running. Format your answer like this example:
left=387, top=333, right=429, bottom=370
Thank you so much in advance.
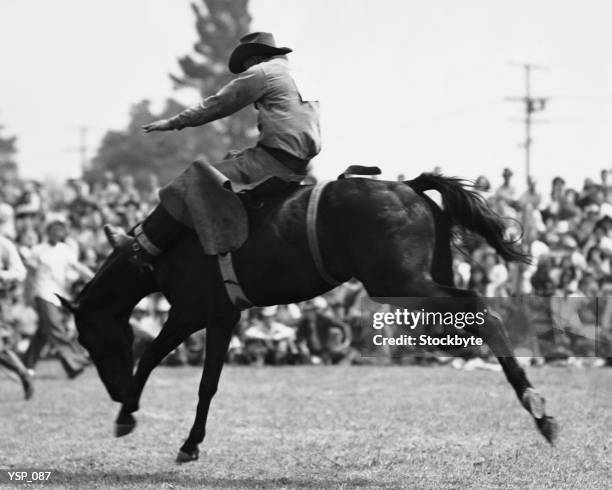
left=228, top=32, right=292, bottom=74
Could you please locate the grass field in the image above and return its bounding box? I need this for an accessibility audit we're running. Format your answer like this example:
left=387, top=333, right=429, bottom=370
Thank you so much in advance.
left=1, top=362, right=610, bottom=489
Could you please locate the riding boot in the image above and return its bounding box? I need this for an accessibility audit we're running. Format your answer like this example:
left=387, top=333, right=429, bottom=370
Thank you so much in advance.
left=104, top=204, right=185, bottom=272
left=104, top=225, right=154, bottom=272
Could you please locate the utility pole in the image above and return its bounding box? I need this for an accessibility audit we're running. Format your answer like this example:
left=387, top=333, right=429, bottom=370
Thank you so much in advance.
left=505, top=63, right=548, bottom=184
left=65, top=125, right=94, bottom=175
left=77, top=125, right=88, bottom=172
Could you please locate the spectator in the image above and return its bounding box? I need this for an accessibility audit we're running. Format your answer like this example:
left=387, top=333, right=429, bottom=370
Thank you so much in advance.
left=577, top=178, right=600, bottom=208
left=244, top=306, right=297, bottom=366
left=494, top=167, right=517, bottom=206
left=519, top=176, right=542, bottom=211
left=468, top=264, right=488, bottom=296
left=23, top=215, right=94, bottom=378
left=1, top=161, right=612, bottom=368
left=0, top=231, right=33, bottom=398
left=0, top=201, right=16, bottom=239
left=296, top=298, right=353, bottom=365
left=474, top=175, right=492, bottom=201
left=547, top=176, right=566, bottom=216
left=484, top=252, right=509, bottom=297
left=118, top=174, right=140, bottom=206
left=97, top=171, right=122, bottom=203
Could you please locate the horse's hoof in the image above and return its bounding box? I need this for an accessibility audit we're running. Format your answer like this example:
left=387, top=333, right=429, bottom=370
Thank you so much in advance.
left=115, top=415, right=137, bottom=437
left=176, top=448, right=199, bottom=464
left=536, top=416, right=559, bottom=446
left=522, top=388, right=545, bottom=418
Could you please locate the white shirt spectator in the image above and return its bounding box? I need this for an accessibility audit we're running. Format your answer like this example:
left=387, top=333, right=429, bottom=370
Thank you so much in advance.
left=454, top=260, right=471, bottom=288
left=0, top=203, right=16, bottom=240
left=570, top=250, right=588, bottom=271
left=0, top=235, right=26, bottom=284
left=530, top=240, right=551, bottom=262
left=599, top=236, right=612, bottom=255
left=245, top=320, right=295, bottom=342
left=486, top=263, right=509, bottom=297
left=521, top=240, right=552, bottom=294
left=29, top=241, right=85, bottom=306
left=600, top=201, right=612, bottom=218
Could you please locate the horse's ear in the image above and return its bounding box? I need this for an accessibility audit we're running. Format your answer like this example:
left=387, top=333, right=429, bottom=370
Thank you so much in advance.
left=56, top=294, right=79, bottom=313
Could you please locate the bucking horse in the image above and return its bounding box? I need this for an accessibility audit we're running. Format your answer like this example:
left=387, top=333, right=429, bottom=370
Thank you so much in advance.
left=60, top=172, right=558, bottom=462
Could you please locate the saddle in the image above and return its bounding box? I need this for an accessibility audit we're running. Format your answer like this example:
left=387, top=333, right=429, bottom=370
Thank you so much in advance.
left=236, top=165, right=381, bottom=208
left=238, top=176, right=299, bottom=209
left=242, top=165, right=381, bottom=201
left=214, top=164, right=381, bottom=309
left=337, top=165, right=381, bottom=179
left=161, top=160, right=382, bottom=252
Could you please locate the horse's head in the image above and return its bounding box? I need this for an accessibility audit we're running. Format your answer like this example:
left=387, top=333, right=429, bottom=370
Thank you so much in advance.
left=58, top=295, right=135, bottom=403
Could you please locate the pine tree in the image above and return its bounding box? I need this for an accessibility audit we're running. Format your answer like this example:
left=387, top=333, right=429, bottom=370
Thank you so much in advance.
left=89, top=99, right=218, bottom=187
left=90, top=1, right=255, bottom=187
left=171, top=0, right=256, bottom=150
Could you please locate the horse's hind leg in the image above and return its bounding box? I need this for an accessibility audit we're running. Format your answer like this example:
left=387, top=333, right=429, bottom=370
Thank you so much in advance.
left=177, top=310, right=239, bottom=463
left=364, top=273, right=558, bottom=444
left=444, top=289, right=558, bottom=444
left=116, top=308, right=200, bottom=437
left=463, top=301, right=559, bottom=444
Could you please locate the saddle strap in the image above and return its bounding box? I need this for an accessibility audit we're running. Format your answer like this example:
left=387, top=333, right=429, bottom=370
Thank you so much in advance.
left=218, top=253, right=253, bottom=310
left=307, top=181, right=342, bottom=286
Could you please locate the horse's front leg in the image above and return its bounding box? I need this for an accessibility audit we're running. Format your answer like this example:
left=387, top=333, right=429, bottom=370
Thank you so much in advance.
left=176, top=311, right=238, bottom=463
left=116, top=311, right=196, bottom=437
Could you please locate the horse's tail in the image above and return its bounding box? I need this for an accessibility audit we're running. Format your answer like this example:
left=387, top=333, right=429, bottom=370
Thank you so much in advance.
left=406, top=173, right=530, bottom=264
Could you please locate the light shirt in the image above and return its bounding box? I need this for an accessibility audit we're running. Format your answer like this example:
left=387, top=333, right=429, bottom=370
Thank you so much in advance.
left=495, top=184, right=516, bottom=203
left=169, top=57, right=321, bottom=160
left=0, top=235, right=26, bottom=283
left=486, top=263, right=509, bottom=297
left=30, top=241, right=81, bottom=305
left=600, top=202, right=612, bottom=218
left=245, top=320, right=296, bottom=342
left=0, top=203, right=16, bottom=239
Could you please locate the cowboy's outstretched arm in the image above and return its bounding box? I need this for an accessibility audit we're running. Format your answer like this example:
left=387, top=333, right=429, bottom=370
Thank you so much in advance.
left=143, top=67, right=267, bottom=132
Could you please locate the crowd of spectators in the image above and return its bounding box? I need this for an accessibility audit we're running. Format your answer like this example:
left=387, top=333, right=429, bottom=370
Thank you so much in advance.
left=453, top=167, right=612, bottom=365
left=0, top=166, right=610, bottom=400
left=0, top=171, right=156, bottom=397
left=0, top=171, right=366, bottom=382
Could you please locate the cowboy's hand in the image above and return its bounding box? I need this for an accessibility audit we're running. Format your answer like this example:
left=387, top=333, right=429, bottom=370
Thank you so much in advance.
left=142, top=119, right=173, bottom=133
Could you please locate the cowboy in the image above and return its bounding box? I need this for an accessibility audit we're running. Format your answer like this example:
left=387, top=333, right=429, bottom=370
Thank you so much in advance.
left=105, top=32, right=321, bottom=266
left=0, top=231, right=33, bottom=398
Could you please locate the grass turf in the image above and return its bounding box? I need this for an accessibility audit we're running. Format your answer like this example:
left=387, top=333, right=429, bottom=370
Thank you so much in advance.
left=0, top=362, right=610, bottom=489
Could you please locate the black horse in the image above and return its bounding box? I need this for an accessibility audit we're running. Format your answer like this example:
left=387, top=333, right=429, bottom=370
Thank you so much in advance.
left=60, top=173, right=558, bottom=462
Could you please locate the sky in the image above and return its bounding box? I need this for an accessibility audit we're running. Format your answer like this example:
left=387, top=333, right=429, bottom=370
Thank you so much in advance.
left=1, top=0, right=611, bottom=195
